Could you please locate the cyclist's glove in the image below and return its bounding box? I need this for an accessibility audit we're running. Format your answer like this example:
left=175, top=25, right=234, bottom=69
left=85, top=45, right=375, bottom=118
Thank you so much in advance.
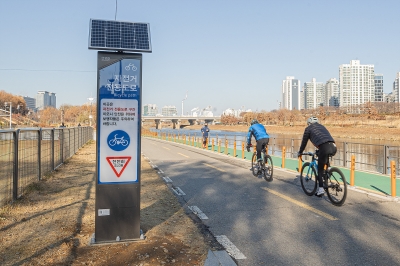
left=246, top=144, right=252, bottom=152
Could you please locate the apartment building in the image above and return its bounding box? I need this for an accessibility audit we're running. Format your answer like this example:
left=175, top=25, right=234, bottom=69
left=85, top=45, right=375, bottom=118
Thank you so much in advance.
left=339, top=60, right=375, bottom=113
left=281, top=76, right=300, bottom=110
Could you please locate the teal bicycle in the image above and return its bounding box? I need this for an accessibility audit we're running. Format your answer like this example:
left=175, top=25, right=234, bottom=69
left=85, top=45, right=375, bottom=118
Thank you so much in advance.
left=299, top=150, right=347, bottom=206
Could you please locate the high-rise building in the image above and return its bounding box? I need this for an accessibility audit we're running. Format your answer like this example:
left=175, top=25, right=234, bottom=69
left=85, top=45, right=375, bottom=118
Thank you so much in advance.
left=374, top=74, right=384, bottom=102
left=281, top=76, right=300, bottom=110
left=339, top=60, right=375, bottom=113
left=143, top=104, right=158, bottom=116
left=393, top=72, right=400, bottom=103
left=303, top=78, right=325, bottom=109
left=325, top=78, right=340, bottom=107
left=36, top=91, right=56, bottom=110
left=49, top=92, right=56, bottom=108
left=161, top=105, right=178, bottom=116
left=22, top=96, right=36, bottom=111
left=299, top=90, right=305, bottom=110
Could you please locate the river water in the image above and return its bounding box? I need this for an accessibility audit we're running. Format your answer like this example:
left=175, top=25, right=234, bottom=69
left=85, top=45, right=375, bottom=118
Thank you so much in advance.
left=150, top=127, right=400, bottom=176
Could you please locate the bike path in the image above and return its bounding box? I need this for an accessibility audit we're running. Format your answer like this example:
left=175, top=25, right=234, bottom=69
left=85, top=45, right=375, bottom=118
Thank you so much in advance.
left=142, top=137, right=400, bottom=265
left=151, top=135, right=400, bottom=199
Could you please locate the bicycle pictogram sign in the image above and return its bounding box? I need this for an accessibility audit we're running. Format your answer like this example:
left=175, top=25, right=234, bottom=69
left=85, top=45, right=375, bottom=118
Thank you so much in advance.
left=107, top=130, right=130, bottom=151
left=125, top=63, right=137, bottom=71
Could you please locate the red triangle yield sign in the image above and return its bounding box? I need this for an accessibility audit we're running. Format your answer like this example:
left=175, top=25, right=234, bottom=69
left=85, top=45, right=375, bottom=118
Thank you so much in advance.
left=106, top=156, right=132, bottom=177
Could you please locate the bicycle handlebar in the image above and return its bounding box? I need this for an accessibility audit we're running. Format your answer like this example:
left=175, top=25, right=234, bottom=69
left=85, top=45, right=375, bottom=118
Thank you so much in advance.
left=298, top=151, right=316, bottom=162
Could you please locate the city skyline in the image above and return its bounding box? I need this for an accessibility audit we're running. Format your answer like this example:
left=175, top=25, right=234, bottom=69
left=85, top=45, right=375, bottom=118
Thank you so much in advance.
left=1, top=1, right=399, bottom=115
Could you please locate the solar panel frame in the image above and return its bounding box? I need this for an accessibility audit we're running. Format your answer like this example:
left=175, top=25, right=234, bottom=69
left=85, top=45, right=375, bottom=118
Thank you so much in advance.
left=89, top=19, right=152, bottom=53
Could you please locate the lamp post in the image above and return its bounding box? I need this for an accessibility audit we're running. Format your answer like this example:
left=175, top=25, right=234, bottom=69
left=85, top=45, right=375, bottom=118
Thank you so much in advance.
left=88, top=97, right=94, bottom=126
left=3, top=102, right=12, bottom=129
left=182, top=91, right=188, bottom=116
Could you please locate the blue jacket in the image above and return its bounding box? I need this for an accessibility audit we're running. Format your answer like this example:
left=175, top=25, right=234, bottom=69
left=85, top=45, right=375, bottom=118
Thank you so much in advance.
left=247, top=123, right=269, bottom=144
left=201, top=126, right=209, bottom=137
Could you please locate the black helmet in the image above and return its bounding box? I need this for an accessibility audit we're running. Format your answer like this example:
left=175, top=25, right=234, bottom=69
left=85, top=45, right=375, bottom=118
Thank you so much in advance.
left=251, top=119, right=259, bottom=125
left=307, top=116, right=319, bottom=126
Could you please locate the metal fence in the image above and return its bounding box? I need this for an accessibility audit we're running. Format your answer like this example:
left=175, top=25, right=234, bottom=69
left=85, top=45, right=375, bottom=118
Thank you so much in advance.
left=0, top=127, right=94, bottom=207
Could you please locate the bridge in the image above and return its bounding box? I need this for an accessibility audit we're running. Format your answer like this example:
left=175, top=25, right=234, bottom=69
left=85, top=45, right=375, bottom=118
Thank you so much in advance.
left=141, top=116, right=221, bottom=129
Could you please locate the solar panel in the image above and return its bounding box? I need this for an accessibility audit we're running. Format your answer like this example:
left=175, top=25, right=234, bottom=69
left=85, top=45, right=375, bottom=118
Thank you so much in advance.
left=89, top=19, right=152, bottom=53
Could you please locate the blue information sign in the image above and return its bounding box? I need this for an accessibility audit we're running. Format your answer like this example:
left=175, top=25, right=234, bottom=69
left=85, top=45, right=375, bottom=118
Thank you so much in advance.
left=97, top=57, right=141, bottom=184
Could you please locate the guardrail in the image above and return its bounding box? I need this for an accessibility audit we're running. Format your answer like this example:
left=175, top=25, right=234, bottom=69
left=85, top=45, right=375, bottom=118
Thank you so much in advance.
left=0, top=127, right=94, bottom=207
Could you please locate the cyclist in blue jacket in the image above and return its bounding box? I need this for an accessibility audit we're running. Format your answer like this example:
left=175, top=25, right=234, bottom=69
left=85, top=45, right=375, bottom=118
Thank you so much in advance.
left=246, top=119, right=270, bottom=163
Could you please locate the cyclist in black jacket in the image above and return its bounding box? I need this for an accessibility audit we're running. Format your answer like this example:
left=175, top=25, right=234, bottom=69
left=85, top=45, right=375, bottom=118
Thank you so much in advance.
left=297, top=116, right=337, bottom=196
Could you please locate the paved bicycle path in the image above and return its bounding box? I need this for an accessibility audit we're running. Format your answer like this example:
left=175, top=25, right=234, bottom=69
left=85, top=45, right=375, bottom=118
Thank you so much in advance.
left=143, top=137, right=400, bottom=265
left=152, top=135, right=400, bottom=199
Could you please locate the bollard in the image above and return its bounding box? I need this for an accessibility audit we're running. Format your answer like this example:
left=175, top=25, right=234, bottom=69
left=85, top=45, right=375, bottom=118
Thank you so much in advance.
left=234, top=141, right=236, bottom=157
left=225, top=139, right=228, bottom=155
left=391, top=161, right=396, bottom=197
left=218, top=140, right=221, bottom=153
left=253, top=145, right=256, bottom=153
left=282, top=146, right=286, bottom=168
left=212, top=139, right=215, bottom=151
left=192, top=137, right=194, bottom=146
left=242, top=143, right=245, bottom=159
left=350, top=155, right=355, bottom=186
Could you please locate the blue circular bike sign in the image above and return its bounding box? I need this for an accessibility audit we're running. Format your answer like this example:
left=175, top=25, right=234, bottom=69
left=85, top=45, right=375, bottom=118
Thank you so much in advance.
left=107, top=130, right=130, bottom=151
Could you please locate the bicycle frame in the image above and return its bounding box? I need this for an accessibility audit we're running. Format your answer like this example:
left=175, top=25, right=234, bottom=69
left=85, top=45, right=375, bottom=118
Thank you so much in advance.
left=303, top=152, right=318, bottom=175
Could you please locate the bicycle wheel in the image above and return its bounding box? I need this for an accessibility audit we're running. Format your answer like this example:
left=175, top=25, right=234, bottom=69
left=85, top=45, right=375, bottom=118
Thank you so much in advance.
left=263, top=155, right=273, bottom=182
left=300, top=162, right=318, bottom=196
left=251, top=153, right=258, bottom=176
left=326, top=167, right=347, bottom=206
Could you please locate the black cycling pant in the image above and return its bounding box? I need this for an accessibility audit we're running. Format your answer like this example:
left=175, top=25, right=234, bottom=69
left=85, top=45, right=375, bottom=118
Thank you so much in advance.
left=256, top=138, right=269, bottom=161
left=317, top=142, right=337, bottom=187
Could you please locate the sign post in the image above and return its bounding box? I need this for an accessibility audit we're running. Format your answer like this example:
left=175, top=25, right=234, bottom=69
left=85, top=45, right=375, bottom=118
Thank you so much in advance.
left=94, top=51, right=142, bottom=242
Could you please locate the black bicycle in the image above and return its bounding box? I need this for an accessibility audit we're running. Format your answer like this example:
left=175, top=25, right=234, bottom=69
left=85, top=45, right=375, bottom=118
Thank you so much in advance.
left=299, top=150, right=347, bottom=206
left=249, top=144, right=273, bottom=182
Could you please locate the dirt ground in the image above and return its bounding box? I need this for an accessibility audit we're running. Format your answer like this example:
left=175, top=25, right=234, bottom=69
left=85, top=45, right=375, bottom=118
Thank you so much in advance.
left=0, top=140, right=221, bottom=266
left=183, top=123, right=400, bottom=141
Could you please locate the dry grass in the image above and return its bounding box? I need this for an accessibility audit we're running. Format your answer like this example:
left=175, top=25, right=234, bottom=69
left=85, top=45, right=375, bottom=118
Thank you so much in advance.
left=0, top=141, right=214, bottom=266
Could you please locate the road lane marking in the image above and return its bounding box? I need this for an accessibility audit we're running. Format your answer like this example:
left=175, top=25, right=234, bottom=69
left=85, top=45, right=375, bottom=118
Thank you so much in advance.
left=203, top=163, right=226, bottom=172
left=172, top=187, right=186, bottom=195
left=162, top=176, right=172, bottom=183
left=178, top=153, right=189, bottom=158
left=188, top=206, right=209, bottom=220
left=163, top=147, right=170, bottom=150
left=215, top=235, right=246, bottom=260
left=262, top=187, right=338, bottom=221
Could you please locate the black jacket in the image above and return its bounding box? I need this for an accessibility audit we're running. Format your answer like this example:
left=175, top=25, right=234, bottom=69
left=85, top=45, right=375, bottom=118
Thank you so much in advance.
left=299, top=123, right=334, bottom=153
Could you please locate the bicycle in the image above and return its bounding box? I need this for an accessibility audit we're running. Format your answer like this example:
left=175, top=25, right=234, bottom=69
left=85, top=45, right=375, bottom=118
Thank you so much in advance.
left=249, top=144, right=273, bottom=182
left=299, top=150, right=347, bottom=206
left=108, top=134, right=129, bottom=146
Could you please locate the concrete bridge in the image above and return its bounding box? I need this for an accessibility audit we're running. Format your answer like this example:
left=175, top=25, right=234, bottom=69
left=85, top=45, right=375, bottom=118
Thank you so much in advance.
left=141, top=116, right=221, bottom=129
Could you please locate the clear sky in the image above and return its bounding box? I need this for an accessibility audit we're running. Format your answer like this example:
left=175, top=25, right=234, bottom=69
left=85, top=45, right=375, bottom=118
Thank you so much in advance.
left=1, top=0, right=399, bottom=115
